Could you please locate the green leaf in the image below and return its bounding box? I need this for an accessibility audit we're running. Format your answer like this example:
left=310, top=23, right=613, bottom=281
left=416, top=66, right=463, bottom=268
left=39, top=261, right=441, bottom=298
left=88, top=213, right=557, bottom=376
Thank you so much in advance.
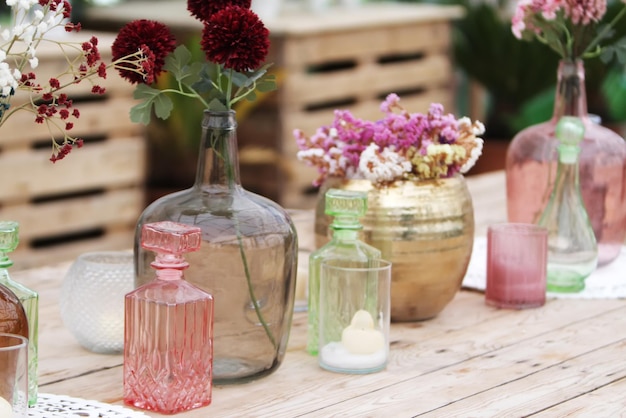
left=244, top=90, right=257, bottom=102
left=152, top=94, right=174, bottom=120
left=230, top=71, right=249, bottom=88
left=129, top=102, right=153, bottom=125
left=130, top=83, right=174, bottom=123
left=207, top=97, right=229, bottom=111
left=133, top=83, right=161, bottom=100
left=602, top=67, right=626, bottom=121
left=163, top=45, right=202, bottom=86
left=191, top=64, right=215, bottom=94
left=256, top=79, right=276, bottom=93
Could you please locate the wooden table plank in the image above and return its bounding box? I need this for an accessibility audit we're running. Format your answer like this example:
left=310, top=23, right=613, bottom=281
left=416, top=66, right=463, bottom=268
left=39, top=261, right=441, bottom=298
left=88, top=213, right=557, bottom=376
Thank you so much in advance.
left=12, top=170, right=626, bottom=417
left=309, top=304, right=626, bottom=416
left=434, top=340, right=626, bottom=416
left=536, top=377, right=626, bottom=416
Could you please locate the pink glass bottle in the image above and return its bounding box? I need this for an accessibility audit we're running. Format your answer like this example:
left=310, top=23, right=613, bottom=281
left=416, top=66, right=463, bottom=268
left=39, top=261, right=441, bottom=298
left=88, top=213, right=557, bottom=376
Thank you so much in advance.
left=124, top=221, right=214, bottom=415
left=506, top=59, right=626, bottom=266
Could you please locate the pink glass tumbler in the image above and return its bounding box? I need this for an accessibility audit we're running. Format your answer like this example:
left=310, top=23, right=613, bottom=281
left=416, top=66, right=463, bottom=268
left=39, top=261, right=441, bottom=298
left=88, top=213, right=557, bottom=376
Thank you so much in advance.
left=486, top=223, right=548, bottom=309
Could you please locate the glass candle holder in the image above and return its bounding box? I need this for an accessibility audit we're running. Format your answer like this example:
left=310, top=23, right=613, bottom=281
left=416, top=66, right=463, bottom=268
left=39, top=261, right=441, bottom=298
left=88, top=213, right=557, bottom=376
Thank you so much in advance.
left=60, top=251, right=135, bottom=354
left=486, top=223, right=548, bottom=309
left=0, top=333, right=28, bottom=417
left=318, top=259, right=391, bottom=374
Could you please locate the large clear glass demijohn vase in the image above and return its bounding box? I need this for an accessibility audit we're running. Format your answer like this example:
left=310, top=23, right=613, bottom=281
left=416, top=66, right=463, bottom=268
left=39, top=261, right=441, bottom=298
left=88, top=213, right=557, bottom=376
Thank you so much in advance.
left=134, top=110, right=298, bottom=384
left=506, top=59, right=626, bottom=266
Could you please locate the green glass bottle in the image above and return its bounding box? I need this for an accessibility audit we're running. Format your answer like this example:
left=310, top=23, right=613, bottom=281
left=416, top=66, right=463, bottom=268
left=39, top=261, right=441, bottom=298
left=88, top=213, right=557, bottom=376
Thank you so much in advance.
left=0, top=221, right=39, bottom=405
left=538, top=117, right=598, bottom=292
left=307, top=189, right=381, bottom=355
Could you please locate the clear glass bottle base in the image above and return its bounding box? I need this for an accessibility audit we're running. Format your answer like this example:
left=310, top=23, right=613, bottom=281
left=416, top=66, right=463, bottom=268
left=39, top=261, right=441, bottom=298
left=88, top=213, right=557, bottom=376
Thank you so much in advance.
left=213, top=357, right=279, bottom=385
left=547, top=271, right=587, bottom=293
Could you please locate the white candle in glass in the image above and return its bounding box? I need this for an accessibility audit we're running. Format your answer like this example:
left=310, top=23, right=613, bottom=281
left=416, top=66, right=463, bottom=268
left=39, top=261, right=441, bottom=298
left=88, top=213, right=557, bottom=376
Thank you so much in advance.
left=320, top=310, right=386, bottom=370
left=0, top=396, right=13, bottom=416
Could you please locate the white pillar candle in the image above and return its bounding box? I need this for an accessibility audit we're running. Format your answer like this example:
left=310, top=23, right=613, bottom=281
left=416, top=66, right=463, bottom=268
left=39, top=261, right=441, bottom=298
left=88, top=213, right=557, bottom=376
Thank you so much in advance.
left=319, top=310, right=387, bottom=371
left=341, top=310, right=384, bottom=355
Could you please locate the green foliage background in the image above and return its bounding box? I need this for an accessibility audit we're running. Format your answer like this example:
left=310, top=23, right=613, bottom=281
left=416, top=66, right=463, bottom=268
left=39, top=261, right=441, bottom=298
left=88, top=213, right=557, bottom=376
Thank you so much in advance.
left=400, top=0, right=626, bottom=138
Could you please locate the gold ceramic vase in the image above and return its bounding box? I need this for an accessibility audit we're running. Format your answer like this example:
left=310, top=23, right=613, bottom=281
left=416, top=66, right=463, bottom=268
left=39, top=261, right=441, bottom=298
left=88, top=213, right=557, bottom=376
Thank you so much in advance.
left=315, top=175, right=474, bottom=321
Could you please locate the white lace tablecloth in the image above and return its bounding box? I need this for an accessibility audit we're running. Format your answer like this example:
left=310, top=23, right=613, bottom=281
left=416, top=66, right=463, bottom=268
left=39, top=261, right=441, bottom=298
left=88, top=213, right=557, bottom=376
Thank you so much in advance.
left=462, top=236, right=626, bottom=299
left=29, top=393, right=148, bottom=417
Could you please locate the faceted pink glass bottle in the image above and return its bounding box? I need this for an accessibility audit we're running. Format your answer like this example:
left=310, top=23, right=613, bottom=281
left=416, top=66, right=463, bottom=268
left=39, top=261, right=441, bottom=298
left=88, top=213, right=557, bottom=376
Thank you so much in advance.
left=124, top=221, right=214, bottom=415
left=506, top=59, right=626, bottom=266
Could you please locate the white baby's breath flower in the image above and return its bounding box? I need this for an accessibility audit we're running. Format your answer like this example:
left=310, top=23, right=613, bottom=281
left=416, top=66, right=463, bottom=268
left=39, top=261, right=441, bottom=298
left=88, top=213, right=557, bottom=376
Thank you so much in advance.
left=18, top=0, right=37, bottom=9
left=358, top=143, right=412, bottom=183
left=0, top=62, right=19, bottom=97
left=460, top=137, right=484, bottom=174
left=325, top=146, right=352, bottom=177
left=458, top=117, right=486, bottom=137
left=296, top=148, right=324, bottom=161
left=472, top=121, right=485, bottom=136
left=29, top=57, right=38, bottom=68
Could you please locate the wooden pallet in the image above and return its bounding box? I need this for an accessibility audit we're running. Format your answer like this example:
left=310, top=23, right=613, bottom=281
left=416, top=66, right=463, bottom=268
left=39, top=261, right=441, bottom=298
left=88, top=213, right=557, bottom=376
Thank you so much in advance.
left=80, top=3, right=463, bottom=210
left=0, top=33, right=145, bottom=270
left=240, top=3, right=464, bottom=209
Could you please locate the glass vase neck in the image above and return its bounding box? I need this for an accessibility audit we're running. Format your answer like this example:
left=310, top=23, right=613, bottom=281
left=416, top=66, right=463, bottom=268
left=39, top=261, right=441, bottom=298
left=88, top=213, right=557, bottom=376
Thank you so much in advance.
left=552, top=59, right=588, bottom=120
left=195, top=110, right=241, bottom=189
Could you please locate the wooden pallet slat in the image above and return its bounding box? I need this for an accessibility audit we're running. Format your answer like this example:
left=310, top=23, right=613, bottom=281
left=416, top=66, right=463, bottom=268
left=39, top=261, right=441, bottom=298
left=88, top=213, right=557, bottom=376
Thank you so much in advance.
left=2, top=32, right=146, bottom=267
left=0, top=188, right=143, bottom=241
left=1, top=97, right=141, bottom=147
left=0, top=136, right=145, bottom=202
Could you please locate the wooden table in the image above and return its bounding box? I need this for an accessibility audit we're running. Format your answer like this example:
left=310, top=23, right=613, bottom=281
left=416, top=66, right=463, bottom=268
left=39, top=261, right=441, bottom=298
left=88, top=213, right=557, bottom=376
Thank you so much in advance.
left=14, top=171, right=626, bottom=416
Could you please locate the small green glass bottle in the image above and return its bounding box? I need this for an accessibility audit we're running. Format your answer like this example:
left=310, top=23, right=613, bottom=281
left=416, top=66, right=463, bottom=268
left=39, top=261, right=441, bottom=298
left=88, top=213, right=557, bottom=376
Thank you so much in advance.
left=538, top=117, right=598, bottom=292
left=307, top=189, right=381, bottom=355
left=0, top=221, right=39, bottom=405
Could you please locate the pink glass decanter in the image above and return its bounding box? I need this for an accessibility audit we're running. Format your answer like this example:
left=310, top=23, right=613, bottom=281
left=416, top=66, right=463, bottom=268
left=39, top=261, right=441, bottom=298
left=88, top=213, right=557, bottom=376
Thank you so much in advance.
left=506, top=59, right=626, bottom=266
left=124, top=221, right=214, bottom=415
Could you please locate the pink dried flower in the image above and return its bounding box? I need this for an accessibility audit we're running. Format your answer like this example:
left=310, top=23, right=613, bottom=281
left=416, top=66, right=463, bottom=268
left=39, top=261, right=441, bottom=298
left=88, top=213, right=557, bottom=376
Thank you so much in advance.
left=295, top=94, right=485, bottom=186
left=511, top=0, right=625, bottom=60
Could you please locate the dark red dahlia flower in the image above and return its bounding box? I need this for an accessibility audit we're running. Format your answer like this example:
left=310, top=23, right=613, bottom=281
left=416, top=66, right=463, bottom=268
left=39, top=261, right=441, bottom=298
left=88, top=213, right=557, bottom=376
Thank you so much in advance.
left=201, top=6, right=270, bottom=73
left=188, top=0, right=251, bottom=23
left=112, top=20, right=176, bottom=85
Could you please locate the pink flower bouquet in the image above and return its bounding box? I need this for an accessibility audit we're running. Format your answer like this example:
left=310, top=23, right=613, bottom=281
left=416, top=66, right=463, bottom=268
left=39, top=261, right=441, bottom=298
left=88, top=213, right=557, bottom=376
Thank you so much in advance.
left=294, top=94, right=485, bottom=186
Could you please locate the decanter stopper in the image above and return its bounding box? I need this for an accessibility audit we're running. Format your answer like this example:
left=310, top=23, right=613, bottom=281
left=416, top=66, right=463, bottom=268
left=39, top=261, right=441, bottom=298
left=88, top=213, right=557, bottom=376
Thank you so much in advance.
left=538, top=116, right=598, bottom=293
left=142, top=221, right=202, bottom=270
left=325, top=188, right=368, bottom=230
left=0, top=221, right=18, bottom=268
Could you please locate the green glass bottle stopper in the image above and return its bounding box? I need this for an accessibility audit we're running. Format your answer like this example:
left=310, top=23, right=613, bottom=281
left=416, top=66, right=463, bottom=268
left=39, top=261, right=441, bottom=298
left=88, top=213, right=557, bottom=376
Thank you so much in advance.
left=325, top=189, right=368, bottom=229
left=0, top=221, right=18, bottom=269
left=556, top=116, right=585, bottom=164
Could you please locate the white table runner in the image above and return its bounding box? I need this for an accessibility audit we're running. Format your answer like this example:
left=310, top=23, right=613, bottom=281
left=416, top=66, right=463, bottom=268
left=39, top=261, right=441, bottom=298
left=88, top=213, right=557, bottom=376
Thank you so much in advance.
left=462, top=236, right=626, bottom=299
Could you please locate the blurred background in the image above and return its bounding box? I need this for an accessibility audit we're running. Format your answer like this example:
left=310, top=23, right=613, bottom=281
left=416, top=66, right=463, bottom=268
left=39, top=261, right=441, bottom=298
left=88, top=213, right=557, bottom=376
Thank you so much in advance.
left=2, top=0, right=625, bottom=267
left=76, top=0, right=626, bottom=207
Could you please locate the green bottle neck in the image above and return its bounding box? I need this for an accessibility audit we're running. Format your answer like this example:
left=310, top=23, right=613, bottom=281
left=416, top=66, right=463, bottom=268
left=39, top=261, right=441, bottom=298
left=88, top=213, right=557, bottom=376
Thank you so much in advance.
left=0, top=254, right=12, bottom=269
left=331, top=228, right=360, bottom=241
left=330, top=215, right=362, bottom=241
